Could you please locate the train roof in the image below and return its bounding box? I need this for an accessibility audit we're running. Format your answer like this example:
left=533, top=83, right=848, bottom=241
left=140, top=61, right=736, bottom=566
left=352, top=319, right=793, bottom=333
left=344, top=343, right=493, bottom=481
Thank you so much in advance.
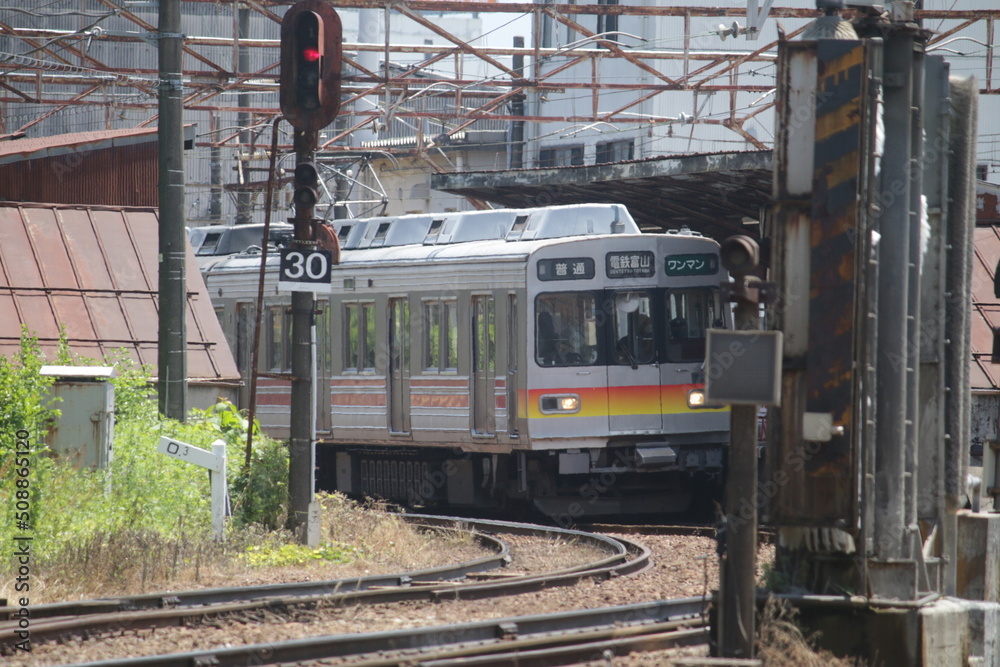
left=337, top=228, right=718, bottom=266
left=332, top=203, right=640, bottom=251
left=202, top=227, right=718, bottom=276
left=201, top=204, right=715, bottom=276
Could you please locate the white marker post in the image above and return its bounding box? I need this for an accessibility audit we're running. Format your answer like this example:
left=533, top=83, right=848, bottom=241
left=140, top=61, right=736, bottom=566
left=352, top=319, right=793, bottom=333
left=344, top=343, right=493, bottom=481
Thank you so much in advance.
left=158, top=437, right=228, bottom=539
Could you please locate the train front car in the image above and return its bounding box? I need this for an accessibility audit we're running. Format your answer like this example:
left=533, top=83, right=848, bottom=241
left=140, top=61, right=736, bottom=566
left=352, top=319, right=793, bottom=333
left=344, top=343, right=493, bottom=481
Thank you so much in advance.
left=523, top=230, right=729, bottom=521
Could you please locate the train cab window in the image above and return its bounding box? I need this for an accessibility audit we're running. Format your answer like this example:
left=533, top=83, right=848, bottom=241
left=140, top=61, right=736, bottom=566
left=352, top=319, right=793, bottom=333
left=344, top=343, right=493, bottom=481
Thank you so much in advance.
left=424, top=299, right=458, bottom=372
left=611, top=291, right=655, bottom=365
left=665, top=288, right=723, bottom=363
left=535, top=293, right=599, bottom=366
left=345, top=302, right=376, bottom=372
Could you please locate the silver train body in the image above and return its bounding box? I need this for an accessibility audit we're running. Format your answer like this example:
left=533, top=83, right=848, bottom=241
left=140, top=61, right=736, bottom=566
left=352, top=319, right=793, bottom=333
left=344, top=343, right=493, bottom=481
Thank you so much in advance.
left=204, top=204, right=730, bottom=519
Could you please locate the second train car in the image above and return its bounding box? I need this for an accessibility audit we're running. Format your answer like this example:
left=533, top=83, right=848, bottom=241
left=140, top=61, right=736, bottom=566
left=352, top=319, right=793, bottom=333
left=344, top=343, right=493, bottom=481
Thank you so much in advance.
left=204, top=204, right=730, bottom=519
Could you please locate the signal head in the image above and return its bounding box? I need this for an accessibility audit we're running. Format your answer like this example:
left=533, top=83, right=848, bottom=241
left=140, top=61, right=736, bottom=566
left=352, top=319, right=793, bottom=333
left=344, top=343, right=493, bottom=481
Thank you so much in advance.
left=720, top=234, right=760, bottom=276
left=279, top=0, right=343, bottom=131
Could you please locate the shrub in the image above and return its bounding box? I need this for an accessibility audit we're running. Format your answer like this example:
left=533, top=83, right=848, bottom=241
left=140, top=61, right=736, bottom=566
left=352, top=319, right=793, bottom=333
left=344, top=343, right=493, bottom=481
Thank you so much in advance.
left=0, top=339, right=291, bottom=599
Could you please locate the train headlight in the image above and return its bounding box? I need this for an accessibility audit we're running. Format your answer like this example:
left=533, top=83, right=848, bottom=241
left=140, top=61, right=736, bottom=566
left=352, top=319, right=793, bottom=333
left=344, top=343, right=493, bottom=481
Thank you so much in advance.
left=540, top=394, right=581, bottom=414
left=687, top=389, right=707, bottom=409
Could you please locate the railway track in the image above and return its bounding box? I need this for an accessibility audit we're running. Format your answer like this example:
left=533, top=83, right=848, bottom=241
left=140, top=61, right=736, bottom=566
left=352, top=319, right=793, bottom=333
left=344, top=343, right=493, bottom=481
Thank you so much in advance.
left=73, top=597, right=708, bottom=667
left=1, top=515, right=663, bottom=659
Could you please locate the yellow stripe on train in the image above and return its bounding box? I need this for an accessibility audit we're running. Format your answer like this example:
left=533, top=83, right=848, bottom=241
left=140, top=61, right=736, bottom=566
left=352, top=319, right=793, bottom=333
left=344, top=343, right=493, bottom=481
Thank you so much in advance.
left=525, top=384, right=727, bottom=419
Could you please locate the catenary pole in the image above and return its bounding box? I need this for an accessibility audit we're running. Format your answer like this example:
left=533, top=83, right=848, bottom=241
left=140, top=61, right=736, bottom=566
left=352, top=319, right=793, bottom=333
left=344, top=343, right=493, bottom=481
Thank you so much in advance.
left=157, top=0, right=187, bottom=420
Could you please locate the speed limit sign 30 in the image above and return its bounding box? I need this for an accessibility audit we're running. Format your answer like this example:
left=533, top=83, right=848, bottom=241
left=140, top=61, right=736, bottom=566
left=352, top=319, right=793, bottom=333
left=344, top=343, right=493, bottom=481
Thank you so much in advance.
left=278, top=248, right=333, bottom=293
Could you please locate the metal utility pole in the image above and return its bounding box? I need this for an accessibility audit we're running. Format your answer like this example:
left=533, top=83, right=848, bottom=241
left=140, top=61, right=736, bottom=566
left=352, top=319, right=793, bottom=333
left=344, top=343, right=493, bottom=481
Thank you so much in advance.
left=157, top=0, right=187, bottom=420
left=280, top=0, right=342, bottom=545
left=288, top=128, right=318, bottom=543
left=717, top=236, right=762, bottom=660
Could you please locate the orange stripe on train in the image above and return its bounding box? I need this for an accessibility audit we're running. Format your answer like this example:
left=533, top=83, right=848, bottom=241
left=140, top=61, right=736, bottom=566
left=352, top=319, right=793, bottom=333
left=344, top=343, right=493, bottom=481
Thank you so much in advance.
left=525, top=384, right=722, bottom=418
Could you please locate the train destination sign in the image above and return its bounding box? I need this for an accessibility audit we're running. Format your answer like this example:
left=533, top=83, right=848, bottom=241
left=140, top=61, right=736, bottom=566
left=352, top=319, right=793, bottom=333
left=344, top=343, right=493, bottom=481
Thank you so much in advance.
left=664, top=253, right=720, bottom=276
left=278, top=247, right=333, bottom=292
left=606, top=251, right=654, bottom=279
left=537, top=257, right=595, bottom=281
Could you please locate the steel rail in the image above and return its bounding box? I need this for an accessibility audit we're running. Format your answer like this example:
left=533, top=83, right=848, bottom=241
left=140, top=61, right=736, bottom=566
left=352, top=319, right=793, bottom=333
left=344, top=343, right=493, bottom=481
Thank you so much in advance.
left=68, top=597, right=708, bottom=667
left=377, top=621, right=708, bottom=666
left=0, top=522, right=507, bottom=622
left=0, top=515, right=648, bottom=649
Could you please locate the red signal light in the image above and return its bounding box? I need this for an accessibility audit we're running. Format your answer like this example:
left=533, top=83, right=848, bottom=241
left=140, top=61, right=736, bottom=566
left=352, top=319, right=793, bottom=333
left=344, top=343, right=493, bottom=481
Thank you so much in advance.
left=280, top=1, right=342, bottom=130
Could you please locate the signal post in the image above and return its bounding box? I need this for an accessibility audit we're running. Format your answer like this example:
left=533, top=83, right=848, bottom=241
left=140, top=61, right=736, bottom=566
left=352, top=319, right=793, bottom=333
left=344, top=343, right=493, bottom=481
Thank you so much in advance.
left=279, top=0, right=341, bottom=544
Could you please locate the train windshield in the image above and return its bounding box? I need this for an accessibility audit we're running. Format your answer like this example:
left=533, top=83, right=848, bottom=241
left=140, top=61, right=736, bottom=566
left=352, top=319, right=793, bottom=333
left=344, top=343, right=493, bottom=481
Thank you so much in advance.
left=535, top=292, right=600, bottom=366
left=665, top=287, right=724, bottom=363
left=535, top=287, right=723, bottom=367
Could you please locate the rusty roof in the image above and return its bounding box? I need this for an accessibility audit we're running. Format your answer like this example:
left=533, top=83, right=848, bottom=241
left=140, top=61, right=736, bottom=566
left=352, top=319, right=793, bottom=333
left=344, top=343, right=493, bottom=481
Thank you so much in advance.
left=0, top=202, right=238, bottom=383
left=0, top=127, right=164, bottom=162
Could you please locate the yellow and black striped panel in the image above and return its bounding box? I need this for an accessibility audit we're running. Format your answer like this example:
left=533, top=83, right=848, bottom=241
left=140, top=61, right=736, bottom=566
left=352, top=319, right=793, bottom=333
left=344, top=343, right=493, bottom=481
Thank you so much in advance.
left=804, top=39, right=866, bottom=519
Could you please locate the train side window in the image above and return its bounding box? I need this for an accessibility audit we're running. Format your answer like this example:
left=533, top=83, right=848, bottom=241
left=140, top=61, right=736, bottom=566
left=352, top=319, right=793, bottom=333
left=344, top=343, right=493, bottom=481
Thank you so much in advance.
left=535, top=292, right=599, bottom=366
left=424, top=299, right=458, bottom=372
left=345, top=302, right=377, bottom=372
left=235, top=302, right=255, bottom=375
left=267, top=305, right=291, bottom=372
left=316, top=300, right=331, bottom=376
left=664, top=287, right=722, bottom=363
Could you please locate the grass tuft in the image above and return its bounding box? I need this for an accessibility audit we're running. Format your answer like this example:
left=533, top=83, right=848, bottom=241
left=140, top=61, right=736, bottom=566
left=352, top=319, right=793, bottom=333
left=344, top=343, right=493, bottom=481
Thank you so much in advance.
left=756, top=597, right=862, bottom=666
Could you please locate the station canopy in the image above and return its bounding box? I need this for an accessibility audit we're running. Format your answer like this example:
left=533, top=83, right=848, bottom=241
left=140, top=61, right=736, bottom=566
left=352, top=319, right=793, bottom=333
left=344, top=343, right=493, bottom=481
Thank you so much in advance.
left=430, top=150, right=773, bottom=242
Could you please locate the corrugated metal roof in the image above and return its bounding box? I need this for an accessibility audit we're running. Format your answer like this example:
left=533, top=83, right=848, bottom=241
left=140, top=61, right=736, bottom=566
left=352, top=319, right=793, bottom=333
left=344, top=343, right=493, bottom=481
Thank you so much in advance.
left=0, top=202, right=239, bottom=384
left=0, top=127, right=161, bottom=162
left=0, top=127, right=195, bottom=208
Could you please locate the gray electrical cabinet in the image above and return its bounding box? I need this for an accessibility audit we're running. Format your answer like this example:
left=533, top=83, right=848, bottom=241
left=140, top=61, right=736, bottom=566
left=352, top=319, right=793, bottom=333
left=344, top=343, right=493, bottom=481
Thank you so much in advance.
left=40, top=366, right=116, bottom=469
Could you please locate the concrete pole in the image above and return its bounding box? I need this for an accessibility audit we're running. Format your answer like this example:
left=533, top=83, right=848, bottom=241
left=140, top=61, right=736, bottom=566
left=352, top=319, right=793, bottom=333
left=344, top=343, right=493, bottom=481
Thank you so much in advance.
left=209, top=112, right=222, bottom=221
left=235, top=5, right=253, bottom=224
left=873, top=29, right=915, bottom=562
left=904, top=43, right=924, bottom=549
left=510, top=36, right=526, bottom=169
left=288, top=128, right=318, bottom=545
left=157, top=0, right=187, bottom=421
left=943, top=74, right=978, bottom=592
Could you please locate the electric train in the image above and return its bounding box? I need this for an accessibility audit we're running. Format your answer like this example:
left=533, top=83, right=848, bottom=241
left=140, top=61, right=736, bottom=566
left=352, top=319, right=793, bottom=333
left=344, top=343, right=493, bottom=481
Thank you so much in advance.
left=203, top=204, right=730, bottom=519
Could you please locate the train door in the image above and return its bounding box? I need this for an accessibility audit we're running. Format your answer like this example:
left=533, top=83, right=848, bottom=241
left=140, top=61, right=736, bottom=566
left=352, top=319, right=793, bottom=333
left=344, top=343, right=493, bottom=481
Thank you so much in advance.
left=506, top=293, right=519, bottom=439
left=472, top=295, right=496, bottom=436
left=607, top=290, right=662, bottom=433
left=661, top=287, right=724, bottom=431
left=388, top=297, right=410, bottom=434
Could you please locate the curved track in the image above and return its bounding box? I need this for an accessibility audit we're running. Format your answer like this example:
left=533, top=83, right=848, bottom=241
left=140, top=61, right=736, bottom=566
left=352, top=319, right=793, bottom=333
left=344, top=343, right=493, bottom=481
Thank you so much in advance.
left=75, top=597, right=708, bottom=667
left=0, top=515, right=653, bottom=652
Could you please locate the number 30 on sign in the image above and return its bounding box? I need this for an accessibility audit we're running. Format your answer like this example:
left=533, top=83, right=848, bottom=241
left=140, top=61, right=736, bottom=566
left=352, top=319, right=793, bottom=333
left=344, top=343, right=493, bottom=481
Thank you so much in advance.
left=278, top=248, right=333, bottom=293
